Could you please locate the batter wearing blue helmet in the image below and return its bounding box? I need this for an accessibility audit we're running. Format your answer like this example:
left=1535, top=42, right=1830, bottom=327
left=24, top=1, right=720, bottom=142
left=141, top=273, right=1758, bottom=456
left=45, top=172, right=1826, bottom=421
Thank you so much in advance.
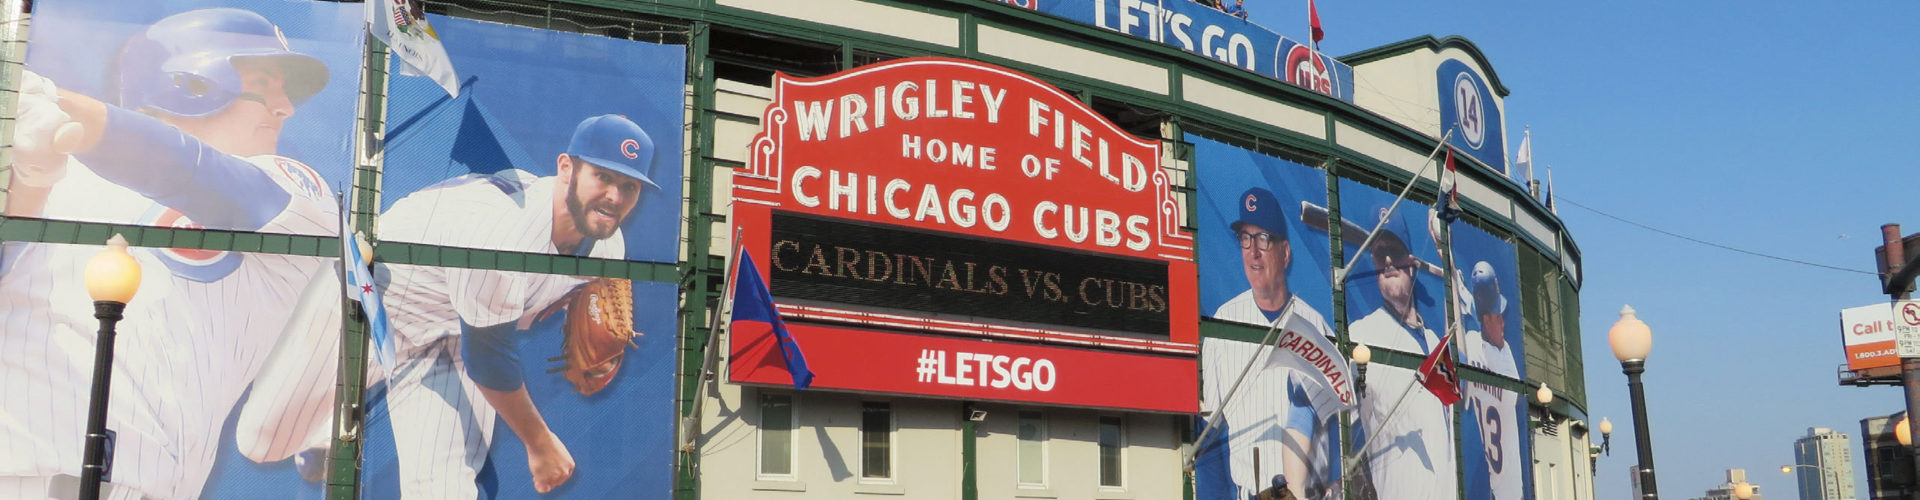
left=234, top=114, right=661, bottom=496
left=2, top=7, right=342, bottom=500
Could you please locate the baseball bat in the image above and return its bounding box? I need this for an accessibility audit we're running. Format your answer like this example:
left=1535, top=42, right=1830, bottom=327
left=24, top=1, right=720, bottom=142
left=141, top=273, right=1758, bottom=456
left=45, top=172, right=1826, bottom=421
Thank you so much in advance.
left=1298, top=201, right=1444, bottom=277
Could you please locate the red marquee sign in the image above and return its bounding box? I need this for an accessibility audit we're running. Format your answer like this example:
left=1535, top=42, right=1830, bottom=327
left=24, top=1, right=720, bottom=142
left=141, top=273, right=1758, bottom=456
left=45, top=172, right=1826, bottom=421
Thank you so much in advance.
left=731, top=58, right=1195, bottom=412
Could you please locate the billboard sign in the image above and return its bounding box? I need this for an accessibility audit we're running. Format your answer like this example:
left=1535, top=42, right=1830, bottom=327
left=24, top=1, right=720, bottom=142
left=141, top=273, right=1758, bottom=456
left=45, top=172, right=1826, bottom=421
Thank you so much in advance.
left=1842, top=303, right=1901, bottom=371
left=1339, top=179, right=1458, bottom=500
left=1437, top=58, right=1505, bottom=173
left=1451, top=221, right=1526, bottom=500
left=730, top=57, right=1197, bottom=412
left=377, top=17, right=685, bottom=266
left=1014, top=0, right=1355, bottom=103
left=11, top=0, right=360, bottom=236
left=1190, top=135, right=1342, bottom=500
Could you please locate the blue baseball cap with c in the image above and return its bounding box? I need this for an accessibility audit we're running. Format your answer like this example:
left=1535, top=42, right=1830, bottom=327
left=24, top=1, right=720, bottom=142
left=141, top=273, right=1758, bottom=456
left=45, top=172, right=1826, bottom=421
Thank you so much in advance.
left=1471, top=260, right=1507, bottom=315
left=1231, top=187, right=1288, bottom=240
left=566, top=114, right=660, bottom=190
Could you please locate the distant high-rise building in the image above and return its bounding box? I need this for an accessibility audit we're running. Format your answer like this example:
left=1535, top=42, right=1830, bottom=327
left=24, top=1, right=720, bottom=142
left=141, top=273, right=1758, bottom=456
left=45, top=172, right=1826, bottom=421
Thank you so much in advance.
left=1694, top=469, right=1763, bottom=500
left=1860, top=415, right=1914, bottom=500
left=1794, top=427, right=1857, bottom=500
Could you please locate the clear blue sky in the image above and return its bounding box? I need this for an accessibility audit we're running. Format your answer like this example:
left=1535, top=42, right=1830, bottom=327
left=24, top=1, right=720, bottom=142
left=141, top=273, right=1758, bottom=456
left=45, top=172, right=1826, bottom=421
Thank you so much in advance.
left=1249, top=1, right=1920, bottom=498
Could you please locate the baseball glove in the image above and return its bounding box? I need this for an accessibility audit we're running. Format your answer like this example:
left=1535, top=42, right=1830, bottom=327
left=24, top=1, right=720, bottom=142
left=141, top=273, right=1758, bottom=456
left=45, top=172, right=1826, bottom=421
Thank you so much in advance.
left=554, top=278, right=641, bottom=395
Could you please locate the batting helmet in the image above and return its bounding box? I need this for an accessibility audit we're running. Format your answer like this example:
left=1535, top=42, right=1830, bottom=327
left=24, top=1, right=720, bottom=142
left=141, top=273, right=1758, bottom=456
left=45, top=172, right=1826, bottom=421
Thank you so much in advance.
left=115, top=8, right=329, bottom=117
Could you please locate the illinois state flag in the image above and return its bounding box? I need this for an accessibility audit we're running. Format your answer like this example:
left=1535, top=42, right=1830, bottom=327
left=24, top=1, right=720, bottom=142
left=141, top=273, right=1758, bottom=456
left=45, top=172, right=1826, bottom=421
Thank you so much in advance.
left=1415, top=338, right=1461, bottom=406
left=733, top=248, right=815, bottom=390
left=368, top=0, right=460, bottom=96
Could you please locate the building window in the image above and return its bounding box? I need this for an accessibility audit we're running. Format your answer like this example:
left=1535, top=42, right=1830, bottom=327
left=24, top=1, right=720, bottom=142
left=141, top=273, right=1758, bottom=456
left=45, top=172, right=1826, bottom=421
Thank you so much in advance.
left=758, top=393, right=796, bottom=478
left=1098, top=416, right=1125, bottom=487
left=1018, top=411, right=1048, bottom=486
left=861, top=401, right=893, bottom=480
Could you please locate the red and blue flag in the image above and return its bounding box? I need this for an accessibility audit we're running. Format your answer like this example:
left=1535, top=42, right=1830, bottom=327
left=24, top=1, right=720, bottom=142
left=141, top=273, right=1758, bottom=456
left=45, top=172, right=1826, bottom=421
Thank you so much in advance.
left=732, top=248, right=814, bottom=390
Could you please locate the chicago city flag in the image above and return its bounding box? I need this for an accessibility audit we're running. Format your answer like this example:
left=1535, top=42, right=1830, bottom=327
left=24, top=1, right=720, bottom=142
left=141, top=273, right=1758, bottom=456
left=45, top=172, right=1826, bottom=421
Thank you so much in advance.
left=341, top=208, right=394, bottom=372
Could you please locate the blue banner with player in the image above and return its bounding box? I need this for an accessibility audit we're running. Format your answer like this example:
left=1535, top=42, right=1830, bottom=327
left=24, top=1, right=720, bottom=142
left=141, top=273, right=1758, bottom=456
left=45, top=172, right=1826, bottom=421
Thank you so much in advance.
left=1449, top=221, right=1528, bottom=500
left=344, top=14, right=685, bottom=499
left=1190, top=134, right=1342, bottom=500
left=10, top=0, right=358, bottom=234
left=3, top=0, right=362, bottom=498
left=1007, top=0, right=1355, bottom=103
left=1437, top=58, right=1505, bottom=175
left=1337, top=178, right=1458, bottom=500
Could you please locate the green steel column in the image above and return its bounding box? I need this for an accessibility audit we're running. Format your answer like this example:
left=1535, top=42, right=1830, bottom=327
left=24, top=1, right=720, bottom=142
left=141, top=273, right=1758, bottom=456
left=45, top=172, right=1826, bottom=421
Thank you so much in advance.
left=327, top=35, right=388, bottom=500
left=1325, top=161, right=1353, bottom=500
left=0, top=0, right=28, bottom=214
left=961, top=408, right=978, bottom=500
left=673, top=22, right=715, bottom=500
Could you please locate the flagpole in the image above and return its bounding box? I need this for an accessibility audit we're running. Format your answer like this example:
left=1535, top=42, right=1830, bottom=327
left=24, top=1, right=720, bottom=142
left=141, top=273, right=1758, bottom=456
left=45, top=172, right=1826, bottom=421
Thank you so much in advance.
left=1437, top=172, right=1468, bottom=500
left=1332, top=127, right=1455, bottom=292
left=682, top=227, right=746, bottom=455
left=1185, top=299, right=1298, bottom=467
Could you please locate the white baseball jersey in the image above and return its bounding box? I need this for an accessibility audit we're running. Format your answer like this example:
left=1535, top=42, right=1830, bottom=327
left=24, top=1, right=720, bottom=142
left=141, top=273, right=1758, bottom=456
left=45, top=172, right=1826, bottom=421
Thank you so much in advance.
left=1462, top=329, right=1521, bottom=500
left=1203, top=295, right=1337, bottom=499
left=1349, top=306, right=1457, bottom=500
left=0, top=154, right=334, bottom=500
left=235, top=170, right=625, bottom=497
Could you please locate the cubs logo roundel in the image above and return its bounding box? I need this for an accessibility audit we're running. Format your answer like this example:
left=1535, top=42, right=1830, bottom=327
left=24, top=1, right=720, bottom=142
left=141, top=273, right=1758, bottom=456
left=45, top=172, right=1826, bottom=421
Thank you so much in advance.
left=141, top=206, right=243, bottom=283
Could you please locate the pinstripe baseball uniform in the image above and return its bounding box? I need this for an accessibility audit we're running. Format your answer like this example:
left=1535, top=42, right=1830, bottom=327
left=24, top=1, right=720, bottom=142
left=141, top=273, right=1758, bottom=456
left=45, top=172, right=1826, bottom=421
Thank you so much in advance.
left=1462, top=329, right=1520, bottom=500
left=0, top=142, right=334, bottom=500
left=1349, top=307, right=1457, bottom=500
left=236, top=170, right=625, bottom=498
left=1202, top=295, right=1338, bottom=499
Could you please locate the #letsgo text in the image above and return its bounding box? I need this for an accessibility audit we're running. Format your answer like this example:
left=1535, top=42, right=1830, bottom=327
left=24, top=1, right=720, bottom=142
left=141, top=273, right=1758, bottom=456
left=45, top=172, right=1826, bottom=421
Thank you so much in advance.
left=915, top=349, right=1057, bottom=391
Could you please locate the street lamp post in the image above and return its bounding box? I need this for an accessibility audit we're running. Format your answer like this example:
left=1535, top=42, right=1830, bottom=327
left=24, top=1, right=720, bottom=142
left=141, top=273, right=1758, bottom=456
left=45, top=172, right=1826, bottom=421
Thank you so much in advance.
left=79, top=235, right=142, bottom=500
left=1610, top=305, right=1658, bottom=500
left=1780, top=464, right=1839, bottom=500
left=1353, top=343, right=1371, bottom=400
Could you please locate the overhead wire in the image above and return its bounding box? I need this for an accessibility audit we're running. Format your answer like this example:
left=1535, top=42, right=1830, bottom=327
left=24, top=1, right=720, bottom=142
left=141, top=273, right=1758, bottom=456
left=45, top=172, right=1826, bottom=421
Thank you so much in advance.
left=1557, top=196, right=1876, bottom=276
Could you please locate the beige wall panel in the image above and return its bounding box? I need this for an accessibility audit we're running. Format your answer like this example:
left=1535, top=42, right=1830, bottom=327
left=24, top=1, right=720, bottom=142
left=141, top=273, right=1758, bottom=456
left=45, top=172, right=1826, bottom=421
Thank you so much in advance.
left=717, top=0, right=959, bottom=47
left=976, top=24, right=1169, bottom=95
left=1181, top=75, right=1324, bottom=140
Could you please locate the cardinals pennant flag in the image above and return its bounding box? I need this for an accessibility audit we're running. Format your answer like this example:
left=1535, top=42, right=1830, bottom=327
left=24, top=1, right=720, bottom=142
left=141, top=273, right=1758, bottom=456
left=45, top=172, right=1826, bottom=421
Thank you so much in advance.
left=1415, top=339, right=1462, bottom=405
left=732, top=248, right=815, bottom=390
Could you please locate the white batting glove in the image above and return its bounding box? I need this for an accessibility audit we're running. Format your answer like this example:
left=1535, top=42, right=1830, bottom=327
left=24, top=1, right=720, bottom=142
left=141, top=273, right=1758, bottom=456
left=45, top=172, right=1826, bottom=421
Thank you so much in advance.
left=19, top=69, right=58, bottom=102
left=11, top=92, right=76, bottom=187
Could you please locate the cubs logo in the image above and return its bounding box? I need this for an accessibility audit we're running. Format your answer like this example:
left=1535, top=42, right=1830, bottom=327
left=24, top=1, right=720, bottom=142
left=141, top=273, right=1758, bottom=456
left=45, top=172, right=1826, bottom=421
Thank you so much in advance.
left=276, top=158, right=324, bottom=200
left=1244, top=194, right=1258, bottom=211
left=620, top=139, right=641, bottom=159
left=142, top=206, right=243, bottom=283
left=1453, top=73, right=1485, bottom=149
left=1284, top=45, right=1333, bottom=95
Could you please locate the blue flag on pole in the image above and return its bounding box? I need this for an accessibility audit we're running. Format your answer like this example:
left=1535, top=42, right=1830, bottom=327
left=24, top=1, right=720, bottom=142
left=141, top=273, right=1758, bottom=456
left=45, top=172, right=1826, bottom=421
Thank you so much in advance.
left=341, top=207, right=394, bottom=371
left=731, top=248, right=813, bottom=390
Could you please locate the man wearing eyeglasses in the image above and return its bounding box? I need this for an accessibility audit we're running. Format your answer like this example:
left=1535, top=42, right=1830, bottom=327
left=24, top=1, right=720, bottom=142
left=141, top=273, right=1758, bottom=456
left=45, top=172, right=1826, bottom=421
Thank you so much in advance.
left=1213, top=187, right=1321, bottom=327
left=1206, top=187, right=1336, bottom=499
left=1348, top=206, right=1455, bottom=500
